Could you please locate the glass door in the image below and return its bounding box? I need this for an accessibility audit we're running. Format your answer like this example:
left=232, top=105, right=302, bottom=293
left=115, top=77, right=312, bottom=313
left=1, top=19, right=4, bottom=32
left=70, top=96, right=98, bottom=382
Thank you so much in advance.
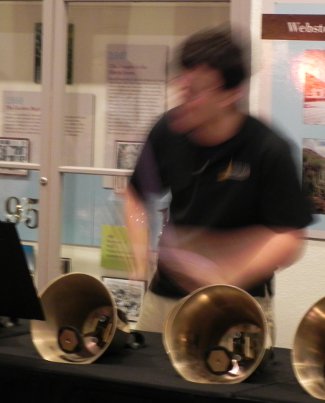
left=3, top=1, right=258, bottom=295
left=0, top=0, right=43, bottom=287
left=58, top=1, right=231, bottom=289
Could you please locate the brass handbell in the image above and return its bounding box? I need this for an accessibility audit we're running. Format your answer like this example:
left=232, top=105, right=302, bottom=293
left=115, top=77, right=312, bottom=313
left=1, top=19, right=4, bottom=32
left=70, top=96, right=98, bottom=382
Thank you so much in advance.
left=30, top=273, right=131, bottom=364
left=163, top=284, right=272, bottom=384
left=292, top=296, right=325, bottom=400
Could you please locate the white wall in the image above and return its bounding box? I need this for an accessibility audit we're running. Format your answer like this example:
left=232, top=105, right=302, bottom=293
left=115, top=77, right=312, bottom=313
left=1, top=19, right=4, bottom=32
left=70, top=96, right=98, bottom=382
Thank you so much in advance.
left=275, top=238, right=325, bottom=347
left=242, top=0, right=325, bottom=348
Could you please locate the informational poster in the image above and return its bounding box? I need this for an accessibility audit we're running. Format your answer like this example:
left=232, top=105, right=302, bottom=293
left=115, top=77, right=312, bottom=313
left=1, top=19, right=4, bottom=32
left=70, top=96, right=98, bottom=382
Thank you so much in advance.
left=100, top=225, right=134, bottom=271
left=262, top=6, right=325, bottom=239
left=104, top=44, right=168, bottom=189
left=2, top=91, right=95, bottom=166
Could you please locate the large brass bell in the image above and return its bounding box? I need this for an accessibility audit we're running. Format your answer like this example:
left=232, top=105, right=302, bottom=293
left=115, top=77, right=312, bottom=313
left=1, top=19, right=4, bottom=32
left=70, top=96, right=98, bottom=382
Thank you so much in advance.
left=31, top=272, right=131, bottom=364
left=163, top=284, right=272, bottom=384
left=292, top=296, right=325, bottom=400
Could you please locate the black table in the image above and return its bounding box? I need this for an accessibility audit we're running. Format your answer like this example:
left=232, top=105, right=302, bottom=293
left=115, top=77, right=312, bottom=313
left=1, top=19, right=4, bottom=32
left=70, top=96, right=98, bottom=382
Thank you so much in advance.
left=0, top=321, right=320, bottom=403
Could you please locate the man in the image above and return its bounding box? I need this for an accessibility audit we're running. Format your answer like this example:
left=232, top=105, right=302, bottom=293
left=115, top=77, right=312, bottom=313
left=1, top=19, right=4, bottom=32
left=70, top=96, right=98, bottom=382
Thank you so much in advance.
left=124, top=27, right=313, bottom=339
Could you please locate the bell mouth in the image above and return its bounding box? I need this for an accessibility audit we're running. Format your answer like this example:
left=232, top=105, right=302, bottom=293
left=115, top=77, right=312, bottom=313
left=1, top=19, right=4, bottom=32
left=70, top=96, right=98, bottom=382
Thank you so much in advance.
left=163, top=284, right=270, bottom=384
left=292, top=296, right=325, bottom=400
left=31, top=273, right=129, bottom=364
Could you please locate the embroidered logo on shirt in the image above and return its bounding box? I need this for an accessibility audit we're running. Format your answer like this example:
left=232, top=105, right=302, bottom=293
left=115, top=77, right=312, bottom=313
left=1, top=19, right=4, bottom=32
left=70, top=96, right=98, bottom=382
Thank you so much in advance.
left=217, top=160, right=251, bottom=181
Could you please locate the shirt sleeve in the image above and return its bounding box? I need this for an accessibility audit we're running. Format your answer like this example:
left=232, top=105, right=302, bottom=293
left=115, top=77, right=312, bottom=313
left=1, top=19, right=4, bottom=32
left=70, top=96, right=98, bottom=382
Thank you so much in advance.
left=129, top=114, right=168, bottom=201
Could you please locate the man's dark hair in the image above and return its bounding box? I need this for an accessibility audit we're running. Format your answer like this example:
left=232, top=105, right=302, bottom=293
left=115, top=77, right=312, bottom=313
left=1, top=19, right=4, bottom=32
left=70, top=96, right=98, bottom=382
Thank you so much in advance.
left=179, top=27, right=249, bottom=89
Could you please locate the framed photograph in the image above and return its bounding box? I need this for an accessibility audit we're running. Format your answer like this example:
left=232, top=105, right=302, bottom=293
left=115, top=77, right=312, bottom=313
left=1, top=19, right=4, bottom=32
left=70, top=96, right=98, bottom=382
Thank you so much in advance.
left=114, top=141, right=143, bottom=192
left=0, top=137, right=30, bottom=175
left=101, top=276, right=146, bottom=323
left=115, top=141, right=143, bottom=170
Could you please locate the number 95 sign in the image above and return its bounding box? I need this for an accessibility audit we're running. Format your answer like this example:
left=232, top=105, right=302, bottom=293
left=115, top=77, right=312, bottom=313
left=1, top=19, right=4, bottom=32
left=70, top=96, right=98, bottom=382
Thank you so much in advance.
left=5, top=197, right=39, bottom=229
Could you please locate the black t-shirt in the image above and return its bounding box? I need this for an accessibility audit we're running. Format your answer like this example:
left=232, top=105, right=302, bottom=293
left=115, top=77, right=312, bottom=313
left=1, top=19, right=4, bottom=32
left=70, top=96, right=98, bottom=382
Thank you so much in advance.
left=130, top=112, right=313, bottom=297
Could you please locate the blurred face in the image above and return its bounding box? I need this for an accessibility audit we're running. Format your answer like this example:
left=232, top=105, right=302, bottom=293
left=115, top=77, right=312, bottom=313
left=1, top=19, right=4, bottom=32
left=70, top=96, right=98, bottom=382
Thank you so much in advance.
left=169, top=65, right=229, bottom=134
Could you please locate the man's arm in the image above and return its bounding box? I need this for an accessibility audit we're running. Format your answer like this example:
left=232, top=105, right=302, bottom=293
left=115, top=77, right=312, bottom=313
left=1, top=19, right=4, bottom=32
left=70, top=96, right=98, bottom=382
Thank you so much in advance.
left=225, top=226, right=306, bottom=290
left=124, top=185, right=150, bottom=281
left=158, top=225, right=306, bottom=293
